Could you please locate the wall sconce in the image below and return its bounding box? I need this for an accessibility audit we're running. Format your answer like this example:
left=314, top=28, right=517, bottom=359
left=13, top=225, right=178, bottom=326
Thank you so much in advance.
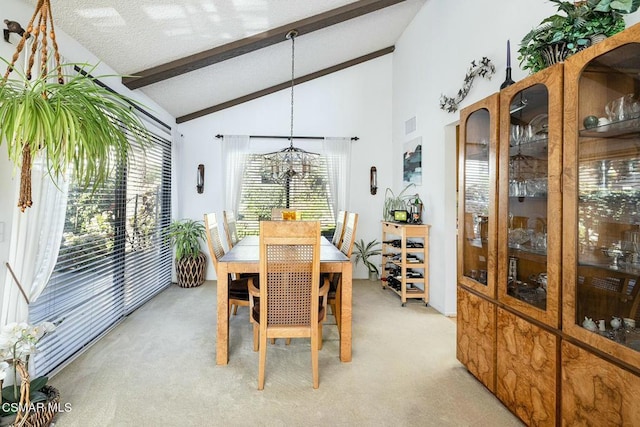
left=196, top=164, right=205, bottom=194
left=370, top=166, right=377, bottom=195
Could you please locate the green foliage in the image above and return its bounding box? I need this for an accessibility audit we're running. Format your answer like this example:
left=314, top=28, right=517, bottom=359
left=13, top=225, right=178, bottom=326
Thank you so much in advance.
left=126, top=190, right=160, bottom=251
left=383, top=184, right=416, bottom=221
left=518, top=0, right=638, bottom=73
left=0, top=59, right=151, bottom=196
left=58, top=232, right=112, bottom=270
left=0, top=376, right=49, bottom=416
left=353, top=239, right=382, bottom=274
left=167, top=219, right=206, bottom=260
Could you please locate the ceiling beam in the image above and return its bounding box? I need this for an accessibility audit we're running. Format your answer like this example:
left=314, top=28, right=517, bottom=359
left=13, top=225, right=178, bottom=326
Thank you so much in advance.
left=123, top=0, right=405, bottom=90
left=176, top=46, right=394, bottom=123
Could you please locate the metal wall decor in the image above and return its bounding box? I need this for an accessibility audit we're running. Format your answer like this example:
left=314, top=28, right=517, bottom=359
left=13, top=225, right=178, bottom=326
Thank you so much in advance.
left=439, top=57, right=495, bottom=113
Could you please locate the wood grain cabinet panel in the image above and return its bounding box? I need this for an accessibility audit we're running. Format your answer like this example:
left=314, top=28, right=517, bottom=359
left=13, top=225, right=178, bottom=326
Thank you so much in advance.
left=562, top=341, right=640, bottom=426
left=496, top=308, right=558, bottom=426
left=457, top=287, right=496, bottom=392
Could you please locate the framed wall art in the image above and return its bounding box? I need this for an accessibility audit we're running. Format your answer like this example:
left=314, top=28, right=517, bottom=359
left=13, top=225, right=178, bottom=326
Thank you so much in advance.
left=403, top=137, right=422, bottom=185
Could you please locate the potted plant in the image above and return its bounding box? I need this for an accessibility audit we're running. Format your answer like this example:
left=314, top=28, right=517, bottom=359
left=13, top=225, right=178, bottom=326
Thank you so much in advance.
left=0, top=0, right=150, bottom=211
left=518, top=0, right=639, bottom=73
left=383, top=183, right=415, bottom=221
left=0, top=322, right=59, bottom=426
left=167, top=219, right=207, bottom=288
left=353, top=239, right=382, bottom=281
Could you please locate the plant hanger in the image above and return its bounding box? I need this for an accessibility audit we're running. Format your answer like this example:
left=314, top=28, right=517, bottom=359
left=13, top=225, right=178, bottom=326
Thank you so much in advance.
left=0, top=0, right=150, bottom=212
left=2, top=0, right=65, bottom=211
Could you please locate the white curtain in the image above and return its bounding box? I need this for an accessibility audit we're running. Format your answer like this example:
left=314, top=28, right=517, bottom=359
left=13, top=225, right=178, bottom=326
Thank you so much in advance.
left=322, top=137, right=352, bottom=216
left=1, top=156, right=69, bottom=326
left=221, top=135, right=251, bottom=213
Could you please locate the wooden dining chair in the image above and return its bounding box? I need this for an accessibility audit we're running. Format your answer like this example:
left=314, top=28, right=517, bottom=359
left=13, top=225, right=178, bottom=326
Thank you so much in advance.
left=329, top=211, right=358, bottom=331
left=223, top=210, right=240, bottom=249
left=271, top=208, right=285, bottom=220
left=248, top=220, right=329, bottom=390
left=204, top=212, right=250, bottom=317
left=331, top=210, right=347, bottom=247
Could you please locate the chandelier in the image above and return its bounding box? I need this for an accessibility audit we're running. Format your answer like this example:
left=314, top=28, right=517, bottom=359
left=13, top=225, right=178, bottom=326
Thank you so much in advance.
left=263, top=29, right=319, bottom=183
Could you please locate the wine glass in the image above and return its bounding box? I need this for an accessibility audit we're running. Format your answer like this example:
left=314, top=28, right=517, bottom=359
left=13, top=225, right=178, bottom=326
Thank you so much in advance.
left=510, top=124, right=524, bottom=147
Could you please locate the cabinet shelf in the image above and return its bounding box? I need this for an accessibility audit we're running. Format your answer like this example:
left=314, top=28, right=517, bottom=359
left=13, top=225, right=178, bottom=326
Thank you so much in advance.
left=507, top=247, right=547, bottom=261
left=578, top=136, right=640, bottom=161
left=580, top=118, right=640, bottom=138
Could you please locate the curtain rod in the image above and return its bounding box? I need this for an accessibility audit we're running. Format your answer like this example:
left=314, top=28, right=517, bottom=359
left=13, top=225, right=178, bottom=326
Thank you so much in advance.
left=215, top=134, right=358, bottom=141
left=73, top=65, right=172, bottom=133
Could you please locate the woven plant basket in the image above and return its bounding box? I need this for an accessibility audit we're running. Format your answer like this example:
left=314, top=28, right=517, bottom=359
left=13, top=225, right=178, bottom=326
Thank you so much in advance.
left=4, top=361, right=60, bottom=427
left=175, top=252, right=206, bottom=288
left=540, top=42, right=571, bottom=67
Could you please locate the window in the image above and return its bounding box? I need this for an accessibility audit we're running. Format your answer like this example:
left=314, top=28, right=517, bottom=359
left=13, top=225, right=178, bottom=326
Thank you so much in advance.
left=237, top=153, right=335, bottom=235
left=29, top=119, right=172, bottom=376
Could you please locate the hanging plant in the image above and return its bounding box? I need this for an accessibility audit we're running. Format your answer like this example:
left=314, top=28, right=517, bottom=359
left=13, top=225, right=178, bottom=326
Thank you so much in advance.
left=0, top=0, right=150, bottom=211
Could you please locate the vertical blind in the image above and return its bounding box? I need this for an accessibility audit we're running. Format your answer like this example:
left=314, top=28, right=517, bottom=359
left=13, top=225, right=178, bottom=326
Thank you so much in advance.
left=236, top=153, right=336, bottom=236
left=29, top=119, right=172, bottom=376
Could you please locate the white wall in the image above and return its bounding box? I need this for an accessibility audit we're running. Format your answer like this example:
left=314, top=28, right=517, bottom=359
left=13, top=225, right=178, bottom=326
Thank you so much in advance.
left=391, top=0, right=640, bottom=316
left=178, top=55, right=393, bottom=280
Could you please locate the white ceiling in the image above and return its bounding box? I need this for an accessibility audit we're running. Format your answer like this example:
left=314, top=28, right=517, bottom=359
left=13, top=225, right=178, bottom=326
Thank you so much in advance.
left=22, top=0, right=426, bottom=121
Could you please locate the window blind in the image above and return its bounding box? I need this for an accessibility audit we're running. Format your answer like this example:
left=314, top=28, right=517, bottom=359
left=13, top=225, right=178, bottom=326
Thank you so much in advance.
left=464, top=157, right=490, bottom=215
left=29, top=121, right=172, bottom=376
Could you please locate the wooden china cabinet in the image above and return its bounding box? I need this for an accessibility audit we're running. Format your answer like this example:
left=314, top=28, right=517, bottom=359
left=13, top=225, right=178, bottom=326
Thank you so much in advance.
left=457, top=94, right=499, bottom=392
left=562, top=24, right=640, bottom=425
left=458, top=63, right=563, bottom=426
left=495, top=63, right=563, bottom=426
left=457, top=23, right=640, bottom=426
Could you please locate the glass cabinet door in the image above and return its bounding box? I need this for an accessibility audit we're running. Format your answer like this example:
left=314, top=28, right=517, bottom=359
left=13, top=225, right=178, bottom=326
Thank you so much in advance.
left=564, top=28, right=640, bottom=367
left=458, top=94, right=499, bottom=298
left=498, top=64, right=563, bottom=328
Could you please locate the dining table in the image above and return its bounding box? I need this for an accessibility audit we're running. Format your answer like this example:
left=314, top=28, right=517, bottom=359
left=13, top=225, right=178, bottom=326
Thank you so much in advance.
left=216, top=235, right=352, bottom=365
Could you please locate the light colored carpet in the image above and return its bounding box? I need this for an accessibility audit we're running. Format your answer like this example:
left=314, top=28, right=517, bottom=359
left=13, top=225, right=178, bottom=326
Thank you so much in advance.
left=49, top=280, right=522, bottom=426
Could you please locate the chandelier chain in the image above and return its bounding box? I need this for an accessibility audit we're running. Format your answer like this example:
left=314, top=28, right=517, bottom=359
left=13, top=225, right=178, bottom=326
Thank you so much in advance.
left=289, top=31, right=295, bottom=148
left=262, top=29, right=318, bottom=184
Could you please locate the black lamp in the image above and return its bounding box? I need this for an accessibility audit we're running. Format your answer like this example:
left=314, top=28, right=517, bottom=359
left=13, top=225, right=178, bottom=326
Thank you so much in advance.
left=370, top=166, right=377, bottom=195
left=197, top=164, right=205, bottom=193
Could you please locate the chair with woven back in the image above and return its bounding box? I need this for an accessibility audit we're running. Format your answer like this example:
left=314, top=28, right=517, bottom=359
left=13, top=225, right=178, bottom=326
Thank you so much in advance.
left=331, top=210, right=347, bottom=248
left=204, top=212, right=250, bottom=318
left=329, top=211, right=358, bottom=331
left=247, top=220, right=330, bottom=390
left=223, top=210, right=240, bottom=249
left=271, top=208, right=285, bottom=220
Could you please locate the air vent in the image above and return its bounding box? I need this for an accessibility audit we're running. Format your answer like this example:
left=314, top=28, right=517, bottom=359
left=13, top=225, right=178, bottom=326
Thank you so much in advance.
left=405, top=116, right=416, bottom=135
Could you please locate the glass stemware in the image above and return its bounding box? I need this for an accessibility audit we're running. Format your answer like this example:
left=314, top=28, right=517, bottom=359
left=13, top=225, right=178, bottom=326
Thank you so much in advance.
left=511, top=124, right=524, bottom=147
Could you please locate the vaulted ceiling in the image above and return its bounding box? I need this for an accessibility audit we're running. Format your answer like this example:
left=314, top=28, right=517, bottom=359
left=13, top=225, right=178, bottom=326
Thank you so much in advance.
left=22, top=0, right=426, bottom=122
